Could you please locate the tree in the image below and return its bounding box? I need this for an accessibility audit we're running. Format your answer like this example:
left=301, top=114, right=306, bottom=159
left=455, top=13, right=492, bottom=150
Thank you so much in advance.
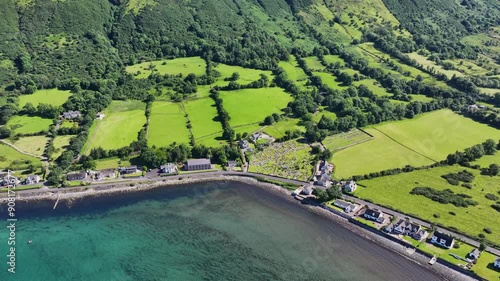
left=0, top=127, right=11, bottom=139
left=312, top=188, right=330, bottom=202
left=326, top=186, right=342, bottom=200
left=230, top=72, right=240, bottom=81
left=482, top=139, right=497, bottom=155
left=488, top=164, right=499, bottom=176
left=264, top=115, right=275, bottom=125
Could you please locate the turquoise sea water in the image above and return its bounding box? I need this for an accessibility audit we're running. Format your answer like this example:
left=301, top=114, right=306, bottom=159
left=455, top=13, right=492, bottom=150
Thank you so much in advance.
left=1, top=181, right=444, bottom=280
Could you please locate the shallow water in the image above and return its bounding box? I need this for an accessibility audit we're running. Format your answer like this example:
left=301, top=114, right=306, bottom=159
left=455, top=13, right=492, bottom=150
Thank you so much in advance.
left=0, top=181, right=444, bottom=280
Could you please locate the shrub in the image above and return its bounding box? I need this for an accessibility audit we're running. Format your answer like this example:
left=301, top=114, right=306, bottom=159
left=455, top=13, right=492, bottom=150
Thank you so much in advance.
left=433, top=213, right=440, bottom=218
left=483, top=228, right=492, bottom=234
left=492, top=203, right=500, bottom=213
left=485, top=193, right=499, bottom=201
left=441, top=170, right=475, bottom=183
left=478, top=233, right=485, bottom=239
left=461, top=183, right=472, bottom=189
left=449, top=211, right=456, bottom=216
left=453, top=243, right=460, bottom=249
left=410, top=187, right=478, bottom=207
left=445, top=178, right=459, bottom=185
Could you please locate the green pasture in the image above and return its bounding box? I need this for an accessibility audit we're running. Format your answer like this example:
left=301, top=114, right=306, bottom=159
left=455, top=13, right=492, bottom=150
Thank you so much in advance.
left=313, top=109, right=337, bottom=123
left=7, top=136, right=48, bottom=157
left=148, top=101, right=191, bottom=147
left=51, top=135, right=74, bottom=161
left=408, top=53, right=464, bottom=79
left=213, top=63, right=273, bottom=83
left=126, top=57, right=206, bottom=79
left=263, top=118, right=305, bottom=139
left=323, top=55, right=345, bottom=66
left=95, top=157, right=131, bottom=170
left=313, top=72, right=348, bottom=91
left=304, top=56, right=325, bottom=71
left=183, top=98, right=223, bottom=147
left=85, top=100, right=146, bottom=151
left=322, top=128, right=372, bottom=151
left=0, top=143, right=41, bottom=170
left=278, top=57, right=309, bottom=89
left=353, top=79, right=390, bottom=97
left=7, top=116, right=53, bottom=135
left=356, top=166, right=500, bottom=244
left=19, top=88, right=71, bottom=107
left=471, top=153, right=500, bottom=168
left=374, top=109, right=500, bottom=161
left=332, top=128, right=432, bottom=178
left=220, top=88, right=292, bottom=127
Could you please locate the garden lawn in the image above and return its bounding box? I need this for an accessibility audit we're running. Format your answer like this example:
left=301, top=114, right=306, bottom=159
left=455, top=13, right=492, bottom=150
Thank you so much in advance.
left=333, top=128, right=432, bottom=178
left=7, top=136, right=49, bottom=157
left=95, top=157, right=131, bottom=170
left=183, top=98, right=223, bottom=147
left=220, top=88, right=292, bottom=127
left=373, top=109, right=500, bottom=161
left=417, top=241, right=475, bottom=266
left=126, top=57, right=206, bottom=79
left=51, top=135, right=74, bottom=161
left=0, top=143, right=41, bottom=170
left=474, top=251, right=500, bottom=280
left=7, top=116, right=53, bottom=135
left=148, top=101, right=190, bottom=147
left=356, top=166, right=500, bottom=244
left=263, top=118, right=305, bottom=139
left=86, top=100, right=146, bottom=151
left=18, top=88, right=71, bottom=107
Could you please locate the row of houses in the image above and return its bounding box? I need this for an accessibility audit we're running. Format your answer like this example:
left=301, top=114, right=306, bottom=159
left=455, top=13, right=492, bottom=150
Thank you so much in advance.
left=1, top=174, right=41, bottom=187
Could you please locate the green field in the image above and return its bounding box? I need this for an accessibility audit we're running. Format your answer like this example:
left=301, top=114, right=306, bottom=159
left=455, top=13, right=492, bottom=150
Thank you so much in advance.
left=333, top=128, right=433, bottom=178
left=51, top=135, right=74, bottom=160
left=322, top=129, right=372, bottom=151
left=18, top=88, right=71, bottom=107
left=60, top=120, right=78, bottom=129
left=95, top=157, right=131, bottom=170
left=6, top=115, right=53, bottom=135
left=353, top=79, right=390, bottom=97
left=7, top=136, right=49, bottom=156
left=471, top=153, right=500, bottom=168
left=148, top=101, right=191, bottom=147
left=0, top=143, right=41, bottom=170
left=214, top=63, right=273, bottom=83
left=313, top=109, right=337, bottom=123
left=126, top=57, right=207, bottom=79
left=278, top=57, right=309, bottom=89
left=373, top=109, right=500, bottom=161
left=183, top=98, right=223, bottom=147
left=220, top=88, right=292, bottom=128
left=416, top=241, right=476, bottom=266
left=313, top=72, right=348, bottom=91
left=85, top=100, right=146, bottom=151
left=323, top=55, right=345, bottom=66
left=408, top=52, right=464, bottom=79
left=355, top=166, right=500, bottom=244
left=262, top=118, right=305, bottom=139
left=304, top=56, right=325, bottom=71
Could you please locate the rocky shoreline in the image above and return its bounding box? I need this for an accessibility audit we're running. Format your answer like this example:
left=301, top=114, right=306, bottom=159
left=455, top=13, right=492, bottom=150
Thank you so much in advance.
left=1, top=175, right=477, bottom=280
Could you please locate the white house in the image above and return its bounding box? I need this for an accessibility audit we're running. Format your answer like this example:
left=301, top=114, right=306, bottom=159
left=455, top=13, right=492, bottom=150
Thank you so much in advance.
left=343, top=180, right=357, bottom=193
left=363, top=208, right=385, bottom=223
left=333, top=199, right=359, bottom=213
left=430, top=231, right=455, bottom=249
left=1, top=175, right=20, bottom=187
left=160, top=163, right=177, bottom=174
left=24, top=175, right=40, bottom=185
left=467, top=249, right=480, bottom=260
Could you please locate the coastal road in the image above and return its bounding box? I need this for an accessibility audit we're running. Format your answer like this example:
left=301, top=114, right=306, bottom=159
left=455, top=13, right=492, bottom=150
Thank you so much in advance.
left=3, top=170, right=499, bottom=256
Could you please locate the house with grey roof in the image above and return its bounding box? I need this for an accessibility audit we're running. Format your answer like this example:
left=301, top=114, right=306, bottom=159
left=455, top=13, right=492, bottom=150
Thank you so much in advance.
left=95, top=169, right=116, bottom=179
left=67, top=171, right=87, bottom=181
left=430, top=231, right=455, bottom=249
left=333, top=199, right=359, bottom=213
left=363, top=208, right=385, bottom=223
left=467, top=249, right=480, bottom=260
left=185, top=159, right=212, bottom=171
left=494, top=257, right=500, bottom=268
left=24, top=175, right=41, bottom=185
left=1, top=175, right=20, bottom=187
left=315, top=172, right=332, bottom=187
left=62, top=111, right=82, bottom=119
left=120, top=166, right=138, bottom=174
left=343, top=180, right=357, bottom=193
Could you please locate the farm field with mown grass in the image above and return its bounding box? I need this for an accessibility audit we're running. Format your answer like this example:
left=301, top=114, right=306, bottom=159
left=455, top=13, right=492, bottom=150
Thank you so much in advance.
left=6, top=115, right=53, bottom=135
left=322, top=128, right=372, bottom=151
left=51, top=135, right=74, bottom=161
left=373, top=109, right=500, bottom=161
left=85, top=100, right=146, bottom=151
left=262, top=118, right=305, bottom=139
left=332, top=128, right=432, bottom=178
left=183, top=98, right=223, bottom=147
left=6, top=136, right=49, bottom=156
left=312, top=109, right=337, bottom=123
left=148, top=101, right=190, bottom=147
left=0, top=143, right=41, bottom=170
left=471, top=153, right=500, bottom=168
left=126, top=57, right=207, bottom=79
left=220, top=88, right=292, bottom=128
left=353, top=79, right=390, bottom=97
left=18, top=88, right=71, bottom=107
left=355, top=166, right=500, bottom=245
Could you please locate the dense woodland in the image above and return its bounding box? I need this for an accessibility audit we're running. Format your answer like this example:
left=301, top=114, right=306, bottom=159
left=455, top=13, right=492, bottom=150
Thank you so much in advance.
left=0, top=0, right=499, bottom=183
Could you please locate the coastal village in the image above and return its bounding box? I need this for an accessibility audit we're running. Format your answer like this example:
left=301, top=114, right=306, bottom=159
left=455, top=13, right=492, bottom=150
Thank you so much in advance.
left=2, top=126, right=500, bottom=280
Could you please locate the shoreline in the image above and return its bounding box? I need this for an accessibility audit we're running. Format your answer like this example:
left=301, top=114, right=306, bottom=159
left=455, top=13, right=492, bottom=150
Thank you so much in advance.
left=1, top=175, right=478, bottom=281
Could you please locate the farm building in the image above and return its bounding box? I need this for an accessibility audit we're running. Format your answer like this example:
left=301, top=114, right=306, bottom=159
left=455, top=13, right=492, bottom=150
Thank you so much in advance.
left=185, top=159, right=212, bottom=171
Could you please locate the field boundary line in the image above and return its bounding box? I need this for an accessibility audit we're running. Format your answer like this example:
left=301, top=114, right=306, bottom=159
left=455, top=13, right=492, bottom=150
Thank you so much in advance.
left=0, top=139, right=45, bottom=159
left=371, top=127, right=438, bottom=162
left=82, top=119, right=102, bottom=155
